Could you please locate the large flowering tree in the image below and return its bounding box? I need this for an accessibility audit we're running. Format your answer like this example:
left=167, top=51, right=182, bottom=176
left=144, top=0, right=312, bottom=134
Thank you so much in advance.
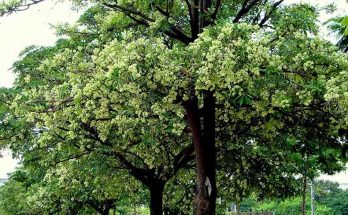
left=1, top=1, right=348, bottom=214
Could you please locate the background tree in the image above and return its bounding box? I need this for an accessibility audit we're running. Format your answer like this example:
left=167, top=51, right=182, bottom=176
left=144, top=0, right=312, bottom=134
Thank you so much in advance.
left=325, top=15, right=348, bottom=52
left=316, top=180, right=348, bottom=215
left=0, top=179, right=32, bottom=215
left=255, top=196, right=335, bottom=215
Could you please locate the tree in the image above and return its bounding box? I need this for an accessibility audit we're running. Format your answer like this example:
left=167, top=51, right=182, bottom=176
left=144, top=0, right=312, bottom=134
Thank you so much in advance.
left=0, top=179, right=32, bottom=215
left=0, top=1, right=288, bottom=213
left=218, top=138, right=300, bottom=212
left=326, top=16, right=348, bottom=52
left=2, top=9, right=195, bottom=214
left=315, top=180, right=348, bottom=215
left=2, top=1, right=348, bottom=215
left=1, top=152, right=147, bottom=215
left=315, top=180, right=341, bottom=201
left=285, top=124, right=346, bottom=215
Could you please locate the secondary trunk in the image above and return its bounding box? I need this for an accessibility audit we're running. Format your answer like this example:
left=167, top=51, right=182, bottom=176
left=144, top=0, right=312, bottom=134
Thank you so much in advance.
left=184, top=92, right=217, bottom=215
left=149, top=181, right=165, bottom=215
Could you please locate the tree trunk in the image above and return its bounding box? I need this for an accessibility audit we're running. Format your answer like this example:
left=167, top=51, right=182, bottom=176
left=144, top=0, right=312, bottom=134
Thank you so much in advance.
left=201, top=91, right=217, bottom=213
left=302, top=175, right=307, bottom=215
left=149, top=181, right=165, bottom=215
left=184, top=92, right=216, bottom=215
left=186, top=0, right=217, bottom=214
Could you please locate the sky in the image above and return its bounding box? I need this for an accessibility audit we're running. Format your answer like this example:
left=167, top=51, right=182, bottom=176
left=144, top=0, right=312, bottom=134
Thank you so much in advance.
left=0, top=0, right=81, bottom=88
left=0, top=0, right=347, bottom=185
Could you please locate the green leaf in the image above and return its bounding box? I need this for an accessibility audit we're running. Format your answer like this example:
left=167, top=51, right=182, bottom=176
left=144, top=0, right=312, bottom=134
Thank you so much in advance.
left=244, top=96, right=252, bottom=105
left=239, top=96, right=244, bottom=106
left=340, top=17, right=348, bottom=26
left=344, top=26, right=348, bottom=36
left=286, top=136, right=297, bottom=146
left=294, top=74, right=304, bottom=84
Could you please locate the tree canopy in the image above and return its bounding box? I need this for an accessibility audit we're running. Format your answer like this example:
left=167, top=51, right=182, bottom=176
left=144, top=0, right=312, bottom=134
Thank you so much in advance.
left=0, top=1, right=348, bottom=215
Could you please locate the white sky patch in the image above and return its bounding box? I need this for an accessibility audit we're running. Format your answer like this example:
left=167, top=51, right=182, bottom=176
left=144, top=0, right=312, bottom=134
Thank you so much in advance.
left=0, top=0, right=81, bottom=87
left=320, top=170, right=348, bottom=184
left=0, top=150, right=19, bottom=178
left=0, top=0, right=347, bottom=184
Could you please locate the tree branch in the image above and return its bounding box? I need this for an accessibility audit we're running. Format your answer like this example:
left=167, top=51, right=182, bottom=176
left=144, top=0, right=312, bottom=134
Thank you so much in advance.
left=79, top=122, right=156, bottom=184
left=183, top=0, right=194, bottom=31
left=173, top=143, right=195, bottom=175
left=210, top=0, right=222, bottom=22
left=102, top=2, right=155, bottom=22
left=0, top=0, right=45, bottom=16
left=102, top=2, right=192, bottom=44
left=233, top=0, right=262, bottom=23
left=259, top=0, right=284, bottom=27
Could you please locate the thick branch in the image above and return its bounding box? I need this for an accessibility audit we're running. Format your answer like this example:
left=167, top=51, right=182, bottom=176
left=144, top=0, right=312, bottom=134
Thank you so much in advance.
left=102, top=2, right=155, bottom=22
left=102, top=1, right=192, bottom=44
left=233, top=0, right=262, bottom=23
left=79, top=122, right=156, bottom=184
left=259, top=0, right=284, bottom=27
left=173, top=143, right=195, bottom=174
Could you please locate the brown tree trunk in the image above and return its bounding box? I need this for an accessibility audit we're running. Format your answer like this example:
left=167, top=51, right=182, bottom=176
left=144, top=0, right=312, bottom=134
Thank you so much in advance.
left=184, top=92, right=216, bottom=215
left=148, top=181, right=165, bottom=215
left=201, top=91, right=217, bottom=213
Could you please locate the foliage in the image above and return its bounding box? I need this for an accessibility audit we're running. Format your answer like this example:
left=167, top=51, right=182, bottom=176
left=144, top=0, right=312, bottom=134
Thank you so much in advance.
left=0, top=154, right=147, bottom=215
left=0, top=180, right=31, bottom=215
left=250, top=180, right=348, bottom=215
left=0, top=1, right=348, bottom=214
left=255, top=196, right=334, bottom=215
left=316, top=180, right=348, bottom=215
